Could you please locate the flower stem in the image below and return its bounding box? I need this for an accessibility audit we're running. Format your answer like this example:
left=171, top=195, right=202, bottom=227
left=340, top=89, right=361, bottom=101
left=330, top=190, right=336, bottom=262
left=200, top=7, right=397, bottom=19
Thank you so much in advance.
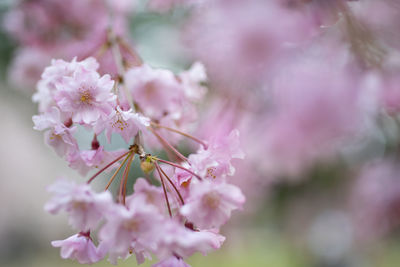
left=151, top=122, right=208, bottom=149
left=148, top=127, right=189, bottom=163
left=155, top=161, right=184, bottom=205
left=155, top=158, right=202, bottom=181
left=155, top=163, right=172, bottom=217
left=105, top=151, right=133, bottom=190
left=119, top=153, right=135, bottom=205
left=87, top=150, right=132, bottom=184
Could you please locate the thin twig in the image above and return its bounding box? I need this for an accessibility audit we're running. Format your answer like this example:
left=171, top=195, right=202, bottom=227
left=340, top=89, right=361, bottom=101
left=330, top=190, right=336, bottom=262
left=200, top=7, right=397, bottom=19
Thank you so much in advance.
left=155, top=163, right=172, bottom=217
left=87, top=150, right=132, bottom=184
left=155, top=161, right=184, bottom=205
left=105, top=151, right=132, bottom=190
left=148, top=127, right=189, bottom=163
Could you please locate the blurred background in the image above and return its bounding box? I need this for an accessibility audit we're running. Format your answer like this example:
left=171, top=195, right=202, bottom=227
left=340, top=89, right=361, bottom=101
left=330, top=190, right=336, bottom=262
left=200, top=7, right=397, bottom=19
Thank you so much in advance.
left=1, top=0, right=400, bottom=266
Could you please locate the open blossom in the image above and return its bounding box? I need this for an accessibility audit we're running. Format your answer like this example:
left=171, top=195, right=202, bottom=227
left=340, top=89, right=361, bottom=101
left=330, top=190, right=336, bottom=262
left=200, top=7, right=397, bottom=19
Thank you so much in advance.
left=94, top=106, right=150, bottom=144
left=54, top=68, right=116, bottom=125
left=52, top=234, right=103, bottom=264
left=33, top=106, right=78, bottom=157
left=126, top=178, right=165, bottom=213
left=45, top=179, right=112, bottom=231
left=180, top=181, right=245, bottom=229
left=156, top=220, right=225, bottom=260
left=33, top=57, right=99, bottom=113
left=98, top=202, right=163, bottom=264
left=124, top=64, right=185, bottom=120
left=189, top=129, right=244, bottom=180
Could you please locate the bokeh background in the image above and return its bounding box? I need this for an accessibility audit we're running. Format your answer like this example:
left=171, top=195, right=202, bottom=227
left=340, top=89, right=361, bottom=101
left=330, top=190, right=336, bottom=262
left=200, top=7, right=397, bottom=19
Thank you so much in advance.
left=1, top=1, right=400, bottom=267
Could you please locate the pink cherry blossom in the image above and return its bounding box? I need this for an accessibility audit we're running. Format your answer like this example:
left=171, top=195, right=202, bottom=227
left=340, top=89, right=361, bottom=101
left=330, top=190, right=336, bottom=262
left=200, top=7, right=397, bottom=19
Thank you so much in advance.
left=51, top=234, right=103, bottom=264
left=124, top=64, right=185, bottom=120
left=126, top=178, right=165, bottom=213
left=94, top=106, right=150, bottom=144
left=45, top=178, right=113, bottom=231
left=180, top=181, right=245, bottom=229
left=189, top=129, right=244, bottom=180
left=54, top=67, right=116, bottom=125
left=33, top=57, right=99, bottom=113
left=156, top=220, right=225, bottom=260
left=33, top=107, right=78, bottom=157
left=98, top=202, right=163, bottom=264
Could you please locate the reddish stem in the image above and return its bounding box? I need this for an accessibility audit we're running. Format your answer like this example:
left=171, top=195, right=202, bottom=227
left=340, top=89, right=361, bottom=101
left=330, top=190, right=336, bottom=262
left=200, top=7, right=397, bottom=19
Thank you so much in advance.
left=156, top=158, right=202, bottom=181
left=105, top=151, right=132, bottom=190
left=155, top=161, right=184, bottom=205
left=87, top=150, right=131, bottom=184
left=119, top=153, right=135, bottom=205
left=148, top=127, right=189, bottom=163
left=155, top=163, right=172, bottom=218
left=151, top=122, right=208, bottom=149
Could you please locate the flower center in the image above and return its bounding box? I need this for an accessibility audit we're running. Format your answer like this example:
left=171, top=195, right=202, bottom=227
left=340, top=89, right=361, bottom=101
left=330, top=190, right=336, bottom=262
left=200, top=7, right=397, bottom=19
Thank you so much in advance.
left=203, top=191, right=220, bottom=209
left=206, top=167, right=217, bottom=179
left=124, top=219, right=140, bottom=232
left=72, top=201, right=88, bottom=210
left=79, top=89, right=93, bottom=104
left=112, top=112, right=128, bottom=131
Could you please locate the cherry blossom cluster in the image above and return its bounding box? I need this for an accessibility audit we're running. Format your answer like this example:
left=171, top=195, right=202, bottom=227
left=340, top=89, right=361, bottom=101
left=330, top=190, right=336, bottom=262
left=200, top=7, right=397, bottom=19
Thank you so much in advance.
left=8, top=0, right=400, bottom=260
left=3, top=0, right=134, bottom=91
left=32, top=41, right=244, bottom=266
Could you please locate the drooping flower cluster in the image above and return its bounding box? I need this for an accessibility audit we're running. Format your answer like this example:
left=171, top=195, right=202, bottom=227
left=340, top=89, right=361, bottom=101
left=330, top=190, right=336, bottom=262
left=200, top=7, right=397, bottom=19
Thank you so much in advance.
left=9, top=0, right=400, bottom=263
left=32, top=51, right=244, bottom=265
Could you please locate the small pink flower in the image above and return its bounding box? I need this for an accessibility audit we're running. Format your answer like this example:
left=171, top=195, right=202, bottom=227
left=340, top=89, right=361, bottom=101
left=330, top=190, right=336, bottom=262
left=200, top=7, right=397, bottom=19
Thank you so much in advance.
left=55, top=67, right=116, bottom=124
left=180, top=181, right=245, bottom=229
left=94, top=106, right=150, bottom=144
left=33, top=57, right=100, bottom=113
left=51, top=234, right=103, bottom=264
left=33, top=107, right=78, bottom=157
left=126, top=178, right=165, bottom=213
left=189, top=129, right=244, bottom=180
left=156, top=220, right=225, bottom=260
left=99, top=202, right=163, bottom=264
left=124, top=64, right=184, bottom=120
left=45, top=178, right=112, bottom=231
left=152, top=257, right=191, bottom=267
